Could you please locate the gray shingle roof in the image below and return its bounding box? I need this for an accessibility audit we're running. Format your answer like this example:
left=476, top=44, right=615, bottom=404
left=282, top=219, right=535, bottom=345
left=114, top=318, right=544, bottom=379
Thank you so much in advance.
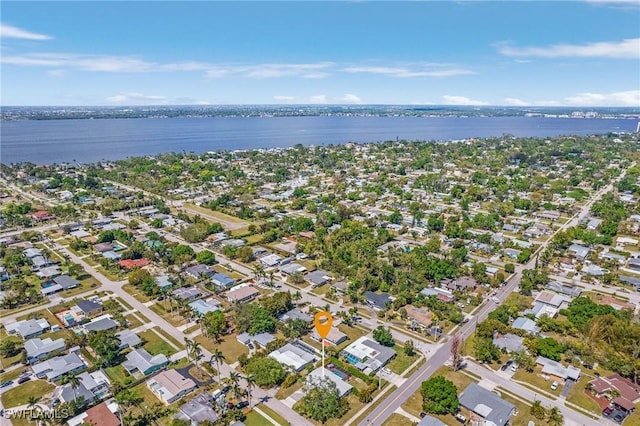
left=459, top=383, right=515, bottom=426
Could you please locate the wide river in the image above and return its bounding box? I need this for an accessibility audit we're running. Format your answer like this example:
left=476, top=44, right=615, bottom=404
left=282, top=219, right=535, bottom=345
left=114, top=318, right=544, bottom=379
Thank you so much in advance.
left=1, top=116, right=636, bottom=165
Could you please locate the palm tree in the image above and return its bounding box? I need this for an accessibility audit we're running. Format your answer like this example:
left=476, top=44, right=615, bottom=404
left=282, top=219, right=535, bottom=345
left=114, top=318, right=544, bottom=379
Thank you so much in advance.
left=27, top=395, right=40, bottom=413
left=61, top=373, right=82, bottom=404
left=548, top=407, right=563, bottom=426
left=191, top=340, right=202, bottom=369
left=244, top=374, right=256, bottom=408
left=228, top=371, right=242, bottom=399
left=210, top=349, right=225, bottom=384
left=184, top=337, right=193, bottom=362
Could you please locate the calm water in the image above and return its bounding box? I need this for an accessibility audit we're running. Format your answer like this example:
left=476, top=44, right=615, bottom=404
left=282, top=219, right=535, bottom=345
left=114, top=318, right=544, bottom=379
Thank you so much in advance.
left=1, top=116, right=636, bottom=165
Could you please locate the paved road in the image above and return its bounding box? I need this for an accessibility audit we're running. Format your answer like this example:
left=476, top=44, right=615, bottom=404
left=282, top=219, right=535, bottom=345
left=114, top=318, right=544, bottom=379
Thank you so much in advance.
left=358, top=174, right=623, bottom=426
left=464, top=360, right=614, bottom=426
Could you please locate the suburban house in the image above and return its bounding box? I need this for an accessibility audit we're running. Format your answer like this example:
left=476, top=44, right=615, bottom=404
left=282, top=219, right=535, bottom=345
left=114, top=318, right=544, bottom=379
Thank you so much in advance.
left=184, top=264, right=215, bottom=280
left=568, top=243, right=590, bottom=261
left=589, top=374, right=640, bottom=415
left=188, top=298, right=221, bottom=317
left=226, top=285, right=259, bottom=303
left=274, top=239, right=297, bottom=255
left=32, top=351, right=88, bottom=381
left=342, top=336, right=396, bottom=372
left=67, top=401, right=121, bottom=426
left=117, top=330, right=142, bottom=349
left=118, top=258, right=150, bottom=270
left=211, top=272, right=235, bottom=289
left=511, top=317, right=540, bottom=335
left=52, top=370, right=111, bottom=405
left=311, top=327, right=348, bottom=346
left=306, top=270, right=332, bottom=287
left=279, top=262, right=307, bottom=276
left=420, top=287, right=455, bottom=303
left=147, top=369, right=197, bottom=405
left=493, top=333, right=525, bottom=353
left=306, top=366, right=352, bottom=398
left=269, top=341, right=318, bottom=372
left=5, top=318, right=51, bottom=339
left=32, top=210, right=57, bottom=222
left=174, top=392, right=219, bottom=425
left=76, top=299, right=104, bottom=317
left=441, top=276, right=478, bottom=293
left=84, top=315, right=119, bottom=332
left=123, top=348, right=169, bottom=375
left=405, top=304, right=433, bottom=330
left=24, top=337, right=66, bottom=364
left=536, top=356, right=581, bottom=382
left=278, top=308, right=312, bottom=324
left=363, top=291, right=392, bottom=310
left=172, top=286, right=202, bottom=301
left=259, top=253, right=282, bottom=268
left=41, top=275, right=79, bottom=296
left=237, top=332, right=275, bottom=349
left=459, top=383, right=516, bottom=426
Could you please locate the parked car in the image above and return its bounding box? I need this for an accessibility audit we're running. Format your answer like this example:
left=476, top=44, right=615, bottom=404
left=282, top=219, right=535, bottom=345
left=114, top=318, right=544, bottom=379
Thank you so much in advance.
left=501, top=360, right=513, bottom=371
left=247, top=342, right=254, bottom=350
left=491, top=296, right=500, bottom=304
left=603, top=407, right=613, bottom=416
left=550, top=381, right=559, bottom=390
left=0, top=381, right=12, bottom=388
left=455, top=413, right=467, bottom=423
left=17, top=376, right=31, bottom=384
left=419, top=412, right=427, bottom=418
left=510, top=363, right=518, bottom=372
left=236, top=401, right=249, bottom=409
left=221, top=385, right=231, bottom=394
left=226, top=402, right=235, bottom=409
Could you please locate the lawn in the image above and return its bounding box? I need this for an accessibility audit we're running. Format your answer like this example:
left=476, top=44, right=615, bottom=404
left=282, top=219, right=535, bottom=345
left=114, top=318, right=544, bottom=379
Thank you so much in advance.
left=154, top=327, right=184, bottom=349
left=381, top=413, right=415, bottom=426
left=105, top=365, right=133, bottom=387
left=275, top=379, right=304, bottom=400
left=386, top=345, right=420, bottom=376
left=131, top=381, right=162, bottom=409
left=182, top=203, right=249, bottom=225
left=59, top=276, right=100, bottom=298
left=139, top=329, right=179, bottom=356
left=195, top=333, right=248, bottom=361
left=97, top=267, right=125, bottom=281
left=125, top=313, right=143, bottom=328
left=0, top=368, right=23, bottom=383
left=245, top=234, right=264, bottom=244
left=149, top=303, right=189, bottom=327
left=310, top=283, right=330, bottom=296
left=1, top=380, right=55, bottom=408
left=122, top=283, right=154, bottom=303
left=513, top=366, right=562, bottom=398
left=336, top=323, right=366, bottom=351
left=0, top=337, right=24, bottom=369
left=245, top=410, right=273, bottom=426
left=257, top=404, right=290, bottom=425
left=495, top=388, right=540, bottom=426
left=115, top=297, right=134, bottom=310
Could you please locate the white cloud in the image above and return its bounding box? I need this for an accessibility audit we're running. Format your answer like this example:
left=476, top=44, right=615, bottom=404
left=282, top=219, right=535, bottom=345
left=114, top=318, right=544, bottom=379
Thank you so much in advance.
left=564, top=90, right=640, bottom=106
left=106, top=92, right=168, bottom=104
left=309, top=95, right=329, bottom=104
left=340, top=94, right=363, bottom=104
left=244, top=63, right=333, bottom=79
left=2, top=53, right=155, bottom=72
left=0, top=23, right=52, bottom=40
left=343, top=65, right=474, bottom=78
left=273, top=95, right=296, bottom=102
left=442, top=95, right=490, bottom=106
left=503, top=97, right=529, bottom=106
left=47, top=69, right=66, bottom=77
left=497, top=38, right=640, bottom=59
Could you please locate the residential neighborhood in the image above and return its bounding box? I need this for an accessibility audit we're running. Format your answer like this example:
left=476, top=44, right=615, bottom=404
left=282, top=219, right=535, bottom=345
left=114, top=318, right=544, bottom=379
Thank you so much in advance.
left=1, top=133, right=640, bottom=426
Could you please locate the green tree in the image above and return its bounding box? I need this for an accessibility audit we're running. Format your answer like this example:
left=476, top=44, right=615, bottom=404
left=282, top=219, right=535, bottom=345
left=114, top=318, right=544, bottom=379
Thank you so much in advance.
left=373, top=326, right=394, bottom=347
left=236, top=246, right=254, bottom=263
left=87, top=330, right=121, bottom=367
left=203, top=310, right=227, bottom=342
left=209, top=349, right=225, bottom=384
left=234, top=304, right=276, bottom=335
left=474, top=337, right=501, bottom=363
left=195, top=250, right=216, bottom=265
left=534, top=337, right=563, bottom=361
left=404, top=339, right=415, bottom=356
left=297, top=377, right=349, bottom=423
left=420, top=376, right=459, bottom=415
left=530, top=400, right=547, bottom=420
left=244, top=356, right=286, bottom=387
left=0, top=339, right=22, bottom=358
left=548, top=407, right=563, bottom=426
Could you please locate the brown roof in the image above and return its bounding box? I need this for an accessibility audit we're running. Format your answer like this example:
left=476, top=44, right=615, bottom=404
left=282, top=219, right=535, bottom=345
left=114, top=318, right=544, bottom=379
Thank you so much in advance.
left=600, top=296, right=635, bottom=311
left=227, top=285, right=259, bottom=302
left=405, top=305, right=432, bottom=327
left=84, top=402, right=120, bottom=426
left=613, top=396, right=636, bottom=411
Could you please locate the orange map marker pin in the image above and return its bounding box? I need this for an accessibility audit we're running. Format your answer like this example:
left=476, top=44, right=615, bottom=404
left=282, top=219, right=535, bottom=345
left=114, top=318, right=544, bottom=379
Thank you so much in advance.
left=314, top=311, right=333, bottom=339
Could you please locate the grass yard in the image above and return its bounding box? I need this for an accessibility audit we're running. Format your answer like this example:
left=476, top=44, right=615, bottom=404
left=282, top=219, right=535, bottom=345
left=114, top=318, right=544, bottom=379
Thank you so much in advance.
left=336, top=323, right=366, bottom=351
left=386, top=345, right=420, bottom=376
left=351, top=384, right=397, bottom=426
left=116, top=297, right=134, bottom=310
left=275, top=379, right=304, bottom=400
left=195, top=333, right=248, bottom=361
left=513, top=366, right=562, bottom=398
left=17, top=308, right=59, bottom=325
left=381, top=413, right=415, bottom=426
left=131, top=381, right=162, bottom=409
left=257, top=404, right=290, bottom=425
left=154, top=326, right=184, bottom=349
left=105, top=365, right=133, bottom=387
left=139, top=329, right=179, bottom=356
left=245, top=234, right=264, bottom=244
left=494, top=388, right=540, bottom=426
left=212, top=265, right=245, bottom=281
left=97, top=267, right=124, bottom=281
left=0, top=337, right=24, bottom=368
left=310, top=283, right=330, bottom=296
left=39, top=329, right=71, bottom=342
left=1, top=380, right=55, bottom=408
left=125, top=313, right=143, bottom=328
left=122, top=283, right=154, bottom=303
left=183, top=203, right=249, bottom=225
left=0, top=367, right=23, bottom=383
left=245, top=410, right=273, bottom=426
left=59, top=276, right=100, bottom=298
left=149, top=303, right=189, bottom=327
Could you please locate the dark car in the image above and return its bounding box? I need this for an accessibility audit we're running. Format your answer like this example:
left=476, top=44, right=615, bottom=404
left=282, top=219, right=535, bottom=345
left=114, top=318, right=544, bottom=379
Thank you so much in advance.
left=17, top=376, right=31, bottom=384
left=603, top=407, right=613, bottom=416
left=247, top=342, right=254, bottom=350
left=419, top=412, right=427, bottom=418
left=236, top=401, right=249, bottom=409
left=613, top=413, right=626, bottom=423
left=501, top=360, right=513, bottom=371
left=226, top=402, right=235, bottom=409
left=0, top=380, right=13, bottom=388
left=221, top=385, right=231, bottom=394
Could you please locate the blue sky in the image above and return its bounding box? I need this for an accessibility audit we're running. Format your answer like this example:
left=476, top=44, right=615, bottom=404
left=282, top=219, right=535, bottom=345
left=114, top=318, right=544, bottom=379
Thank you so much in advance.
left=1, top=1, right=639, bottom=106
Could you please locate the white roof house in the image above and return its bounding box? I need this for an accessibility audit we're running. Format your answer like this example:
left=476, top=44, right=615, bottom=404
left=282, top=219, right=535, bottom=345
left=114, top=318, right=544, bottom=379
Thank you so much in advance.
left=269, top=342, right=317, bottom=372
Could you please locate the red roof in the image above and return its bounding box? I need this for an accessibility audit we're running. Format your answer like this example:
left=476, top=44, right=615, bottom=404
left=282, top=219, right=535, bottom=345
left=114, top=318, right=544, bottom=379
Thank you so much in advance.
left=84, top=402, right=120, bottom=426
left=613, top=396, right=636, bottom=411
left=118, top=258, right=149, bottom=269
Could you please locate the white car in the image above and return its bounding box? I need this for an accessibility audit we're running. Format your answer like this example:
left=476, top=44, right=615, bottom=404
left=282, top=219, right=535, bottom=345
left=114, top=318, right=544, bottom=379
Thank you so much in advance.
left=491, top=296, right=500, bottom=304
left=551, top=381, right=559, bottom=390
